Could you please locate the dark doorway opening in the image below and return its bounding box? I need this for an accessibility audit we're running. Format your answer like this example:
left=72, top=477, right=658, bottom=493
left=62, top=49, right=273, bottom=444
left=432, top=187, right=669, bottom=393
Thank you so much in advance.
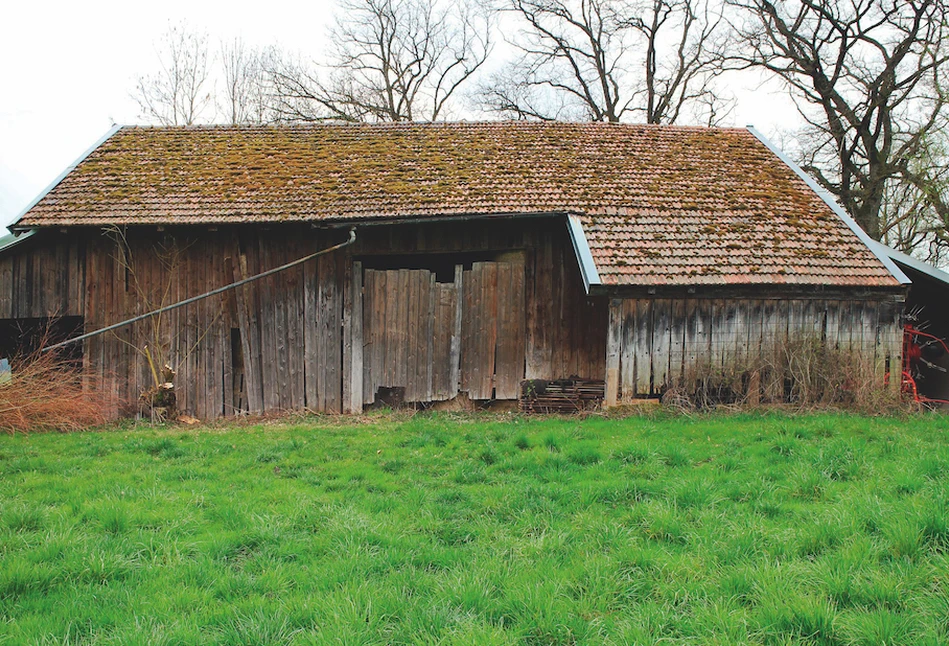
left=0, top=317, right=85, bottom=365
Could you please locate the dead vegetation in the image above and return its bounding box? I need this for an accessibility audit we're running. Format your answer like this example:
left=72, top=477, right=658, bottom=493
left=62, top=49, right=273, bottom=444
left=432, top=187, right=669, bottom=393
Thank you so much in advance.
left=663, top=334, right=902, bottom=414
left=0, top=352, right=109, bottom=434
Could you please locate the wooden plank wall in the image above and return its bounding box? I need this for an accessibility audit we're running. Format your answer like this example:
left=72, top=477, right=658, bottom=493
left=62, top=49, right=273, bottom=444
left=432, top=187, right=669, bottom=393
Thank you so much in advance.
left=82, top=229, right=347, bottom=419
left=461, top=260, right=526, bottom=400
left=361, top=260, right=527, bottom=405
left=17, top=218, right=606, bottom=419
left=0, top=233, right=84, bottom=319
left=355, top=220, right=607, bottom=387
left=605, top=297, right=903, bottom=405
left=362, top=268, right=457, bottom=404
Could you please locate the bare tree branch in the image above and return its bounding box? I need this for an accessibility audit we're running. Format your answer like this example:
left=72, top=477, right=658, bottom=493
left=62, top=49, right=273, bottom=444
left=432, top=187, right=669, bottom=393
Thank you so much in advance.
left=269, top=0, right=492, bottom=122
left=220, top=39, right=279, bottom=125
left=481, top=0, right=729, bottom=124
left=728, top=0, right=949, bottom=241
left=133, top=24, right=215, bottom=126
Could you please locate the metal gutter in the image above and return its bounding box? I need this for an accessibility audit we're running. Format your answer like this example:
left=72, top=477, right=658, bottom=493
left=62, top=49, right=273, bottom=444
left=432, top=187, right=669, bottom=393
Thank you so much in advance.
left=316, top=210, right=576, bottom=229
left=745, top=125, right=911, bottom=285
left=8, top=124, right=123, bottom=234
left=867, top=239, right=949, bottom=287
left=566, top=214, right=601, bottom=293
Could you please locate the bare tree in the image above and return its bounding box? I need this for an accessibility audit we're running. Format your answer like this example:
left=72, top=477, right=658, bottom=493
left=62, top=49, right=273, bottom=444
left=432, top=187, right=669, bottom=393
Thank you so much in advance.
left=134, top=24, right=215, bottom=126
left=220, top=39, right=278, bottom=125
left=729, top=0, right=949, bottom=241
left=881, top=136, right=949, bottom=260
left=481, top=0, right=728, bottom=124
left=269, top=0, right=491, bottom=122
left=629, top=0, right=731, bottom=124
left=482, top=0, right=637, bottom=122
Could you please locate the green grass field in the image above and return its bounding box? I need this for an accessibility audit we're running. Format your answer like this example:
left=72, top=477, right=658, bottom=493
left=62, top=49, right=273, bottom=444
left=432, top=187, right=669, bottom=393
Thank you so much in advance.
left=1, top=412, right=948, bottom=645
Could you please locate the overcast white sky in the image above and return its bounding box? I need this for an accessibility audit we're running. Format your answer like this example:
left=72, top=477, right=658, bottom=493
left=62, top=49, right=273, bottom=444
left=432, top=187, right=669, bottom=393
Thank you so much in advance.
left=0, top=0, right=801, bottom=229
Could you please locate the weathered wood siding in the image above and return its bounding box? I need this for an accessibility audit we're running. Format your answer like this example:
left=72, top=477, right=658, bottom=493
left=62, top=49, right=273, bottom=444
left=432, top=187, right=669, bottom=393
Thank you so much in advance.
left=0, top=223, right=907, bottom=418
left=605, top=297, right=903, bottom=405
left=4, top=218, right=605, bottom=418
left=0, top=234, right=84, bottom=319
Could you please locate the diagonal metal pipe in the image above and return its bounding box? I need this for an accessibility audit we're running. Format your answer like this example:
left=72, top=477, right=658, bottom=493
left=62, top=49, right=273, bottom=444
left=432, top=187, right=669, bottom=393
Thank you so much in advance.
left=42, top=227, right=357, bottom=353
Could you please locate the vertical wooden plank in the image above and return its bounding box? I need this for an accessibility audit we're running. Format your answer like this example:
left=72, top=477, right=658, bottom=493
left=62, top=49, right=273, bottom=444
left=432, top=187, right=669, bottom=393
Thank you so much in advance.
left=341, top=256, right=353, bottom=412
left=373, top=270, right=387, bottom=394
left=883, top=299, right=902, bottom=393
left=511, top=258, right=527, bottom=391
left=525, top=235, right=552, bottom=379
left=651, top=299, right=671, bottom=395
left=605, top=299, right=622, bottom=407
left=396, top=269, right=410, bottom=390
left=383, top=270, right=397, bottom=387
left=316, top=253, right=330, bottom=411
left=303, top=247, right=318, bottom=410
left=692, top=299, right=712, bottom=381
left=774, top=299, right=792, bottom=402
left=256, top=240, right=278, bottom=412
left=431, top=280, right=445, bottom=400
left=464, top=263, right=480, bottom=396
left=327, top=253, right=344, bottom=414
left=0, top=257, right=11, bottom=319
left=221, top=257, right=236, bottom=417
left=860, top=301, right=878, bottom=381
left=423, top=272, right=436, bottom=402
left=708, top=299, right=722, bottom=375
left=494, top=262, right=517, bottom=399
left=618, top=300, right=634, bottom=402
left=825, top=300, right=840, bottom=351
left=406, top=270, right=420, bottom=400
left=633, top=299, right=652, bottom=397
left=233, top=241, right=263, bottom=413
left=285, top=250, right=304, bottom=412
left=730, top=300, right=746, bottom=373
left=207, top=243, right=222, bottom=419
left=450, top=265, right=463, bottom=398
left=667, top=299, right=686, bottom=388
left=484, top=262, right=499, bottom=399
left=469, top=263, right=485, bottom=399
left=363, top=270, right=380, bottom=405
left=837, top=300, right=854, bottom=353
left=343, top=260, right=361, bottom=413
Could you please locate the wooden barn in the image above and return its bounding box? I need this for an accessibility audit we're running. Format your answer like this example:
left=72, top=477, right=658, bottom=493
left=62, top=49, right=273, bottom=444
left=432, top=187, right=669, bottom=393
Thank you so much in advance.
left=0, top=122, right=909, bottom=418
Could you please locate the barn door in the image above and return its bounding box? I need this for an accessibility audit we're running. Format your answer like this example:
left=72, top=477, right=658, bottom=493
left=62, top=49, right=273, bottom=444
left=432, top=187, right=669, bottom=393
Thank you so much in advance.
left=461, top=259, right=526, bottom=400
left=361, top=268, right=460, bottom=404
left=359, top=257, right=526, bottom=406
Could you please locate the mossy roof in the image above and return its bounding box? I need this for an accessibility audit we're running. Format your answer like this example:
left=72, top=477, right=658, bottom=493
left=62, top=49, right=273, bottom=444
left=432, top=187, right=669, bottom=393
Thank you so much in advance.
left=15, top=121, right=898, bottom=288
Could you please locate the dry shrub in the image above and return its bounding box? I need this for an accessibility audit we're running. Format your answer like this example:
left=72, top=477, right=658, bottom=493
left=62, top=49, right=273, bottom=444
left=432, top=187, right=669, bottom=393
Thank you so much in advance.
left=0, top=352, right=109, bottom=433
left=666, top=334, right=901, bottom=414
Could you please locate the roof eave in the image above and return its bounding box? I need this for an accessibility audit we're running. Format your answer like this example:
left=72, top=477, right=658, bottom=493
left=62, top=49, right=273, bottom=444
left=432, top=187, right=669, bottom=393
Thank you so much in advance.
left=745, top=125, right=910, bottom=286
left=566, top=215, right=601, bottom=294
left=867, top=239, right=949, bottom=287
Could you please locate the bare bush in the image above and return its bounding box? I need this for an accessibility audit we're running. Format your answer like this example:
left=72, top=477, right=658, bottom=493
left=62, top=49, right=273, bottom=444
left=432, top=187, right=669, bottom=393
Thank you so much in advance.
left=0, top=352, right=109, bottom=434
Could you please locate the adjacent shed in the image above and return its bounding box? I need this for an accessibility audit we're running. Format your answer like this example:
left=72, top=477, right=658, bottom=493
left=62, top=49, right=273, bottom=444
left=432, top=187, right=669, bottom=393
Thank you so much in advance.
left=1, top=122, right=907, bottom=417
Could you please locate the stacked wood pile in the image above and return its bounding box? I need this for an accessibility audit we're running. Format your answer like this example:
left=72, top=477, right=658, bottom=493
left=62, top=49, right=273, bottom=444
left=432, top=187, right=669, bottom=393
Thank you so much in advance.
left=519, top=378, right=605, bottom=413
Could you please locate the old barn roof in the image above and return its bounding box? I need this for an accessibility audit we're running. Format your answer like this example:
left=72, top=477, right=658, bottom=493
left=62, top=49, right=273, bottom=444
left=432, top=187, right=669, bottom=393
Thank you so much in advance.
left=13, top=122, right=901, bottom=288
